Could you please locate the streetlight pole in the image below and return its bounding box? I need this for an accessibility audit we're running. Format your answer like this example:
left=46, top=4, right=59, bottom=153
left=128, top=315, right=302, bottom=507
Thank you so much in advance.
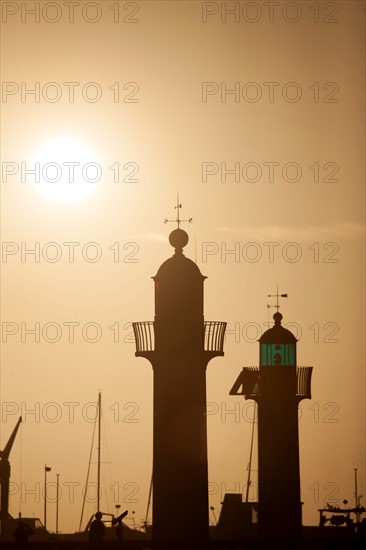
left=97, top=391, right=101, bottom=513
left=56, top=473, right=60, bottom=534
left=44, top=465, right=51, bottom=531
left=354, top=468, right=359, bottom=524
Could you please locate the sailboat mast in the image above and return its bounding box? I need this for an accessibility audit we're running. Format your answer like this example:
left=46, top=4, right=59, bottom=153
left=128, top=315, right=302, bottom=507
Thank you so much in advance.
left=78, top=393, right=98, bottom=532
left=97, top=391, right=101, bottom=512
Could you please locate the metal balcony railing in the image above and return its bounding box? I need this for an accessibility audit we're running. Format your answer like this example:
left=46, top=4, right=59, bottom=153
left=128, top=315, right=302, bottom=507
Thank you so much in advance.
left=132, top=321, right=154, bottom=353
left=231, top=366, right=313, bottom=399
left=132, top=320, right=227, bottom=354
left=296, top=366, right=313, bottom=398
left=231, top=367, right=260, bottom=397
left=204, top=321, right=227, bottom=353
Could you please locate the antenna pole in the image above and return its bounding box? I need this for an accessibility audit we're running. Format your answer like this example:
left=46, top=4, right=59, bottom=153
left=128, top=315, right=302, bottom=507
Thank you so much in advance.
left=44, top=466, right=47, bottom=531
left=354, top=468, right=359, bottom=523
left=44, top=465, right=51, bottom=531
left=56, top=473, right=60, bottom=534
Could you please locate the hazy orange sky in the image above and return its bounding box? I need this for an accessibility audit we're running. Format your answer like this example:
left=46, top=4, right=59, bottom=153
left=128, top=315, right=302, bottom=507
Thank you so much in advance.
left=0, top=0, right=365, bottom=534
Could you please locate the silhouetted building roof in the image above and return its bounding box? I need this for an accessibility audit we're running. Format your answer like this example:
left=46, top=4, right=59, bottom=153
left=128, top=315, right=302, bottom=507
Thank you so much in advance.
left=154, top=229, right=205, bottom=281
left=259, top=312, right=297, bottom=344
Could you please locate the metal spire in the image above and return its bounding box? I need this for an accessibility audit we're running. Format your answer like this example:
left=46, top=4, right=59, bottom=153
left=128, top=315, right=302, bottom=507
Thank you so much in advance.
left=267, top=284, right=288, bottom=312
left=164, top=194, right=192, bottom=229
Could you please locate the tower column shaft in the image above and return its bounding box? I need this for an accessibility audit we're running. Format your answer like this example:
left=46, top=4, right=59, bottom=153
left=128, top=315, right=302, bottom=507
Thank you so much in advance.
left=256, top=396, right=302, bottom=539
left=152, top=355, right=209, bottom=544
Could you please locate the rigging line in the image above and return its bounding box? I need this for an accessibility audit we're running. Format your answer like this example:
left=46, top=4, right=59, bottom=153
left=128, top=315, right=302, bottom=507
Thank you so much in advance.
left=100, top=412, right=112, bottom=514
left=245, top=403, right=256, bottom=503
left=103, top=407, right=123, bottom=504
left=145, top=469, right=153, bottom=526
left=79, top=406, right=98, bottom=532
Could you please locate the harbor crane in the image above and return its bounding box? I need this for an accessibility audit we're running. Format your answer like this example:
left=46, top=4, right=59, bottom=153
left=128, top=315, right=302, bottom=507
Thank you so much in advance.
left=0, top=417, right=22, bottom=535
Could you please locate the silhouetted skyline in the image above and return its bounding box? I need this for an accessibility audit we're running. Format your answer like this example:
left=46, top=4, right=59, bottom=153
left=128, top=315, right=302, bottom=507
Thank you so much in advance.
left=0, top=0, right=364, bottom=540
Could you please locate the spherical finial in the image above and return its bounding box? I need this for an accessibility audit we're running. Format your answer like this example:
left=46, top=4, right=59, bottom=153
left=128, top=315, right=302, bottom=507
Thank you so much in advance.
left=169, top=228, right=189, bottom=252
left=273, top=311, right=283, bottom=325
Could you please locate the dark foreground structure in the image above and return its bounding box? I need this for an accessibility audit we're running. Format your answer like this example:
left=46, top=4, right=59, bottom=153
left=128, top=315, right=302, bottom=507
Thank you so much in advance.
left=0, top=417, right=22, bottom=536
left=1, top=527, right=366, bottom=550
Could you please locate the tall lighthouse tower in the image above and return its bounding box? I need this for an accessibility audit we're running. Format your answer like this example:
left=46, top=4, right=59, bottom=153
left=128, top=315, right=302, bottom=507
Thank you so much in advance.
left=133, top=202, right=226, bottom=548
left=230, top=292, right=313, bottom=543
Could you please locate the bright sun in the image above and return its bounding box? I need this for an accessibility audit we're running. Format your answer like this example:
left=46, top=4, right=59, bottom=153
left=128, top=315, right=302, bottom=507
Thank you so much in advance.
left=32, top=137, right=99, bottom=202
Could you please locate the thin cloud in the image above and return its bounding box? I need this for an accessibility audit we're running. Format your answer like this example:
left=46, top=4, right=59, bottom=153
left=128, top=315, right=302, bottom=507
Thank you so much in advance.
left=131, top=232, right=166, bottom=242
left=213, top=222, right=365, bottom=241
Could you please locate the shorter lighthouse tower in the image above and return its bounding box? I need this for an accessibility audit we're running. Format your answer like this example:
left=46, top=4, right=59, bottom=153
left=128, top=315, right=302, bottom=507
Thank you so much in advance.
left=230, top=291, right=313, bottom=542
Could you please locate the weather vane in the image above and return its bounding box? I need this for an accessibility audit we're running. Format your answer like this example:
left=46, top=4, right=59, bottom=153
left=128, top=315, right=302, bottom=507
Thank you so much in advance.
left=164, top=194, right=192, bottom=229
left=267, top=285, right=288, bottom=312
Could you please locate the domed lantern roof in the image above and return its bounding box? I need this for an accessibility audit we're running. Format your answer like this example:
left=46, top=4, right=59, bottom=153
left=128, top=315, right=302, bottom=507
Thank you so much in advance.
left=154, top=228, right=205, bottom=281
left=259, top=312, right=297, bottom=344
left=259, top=290, right=297, bottom=367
